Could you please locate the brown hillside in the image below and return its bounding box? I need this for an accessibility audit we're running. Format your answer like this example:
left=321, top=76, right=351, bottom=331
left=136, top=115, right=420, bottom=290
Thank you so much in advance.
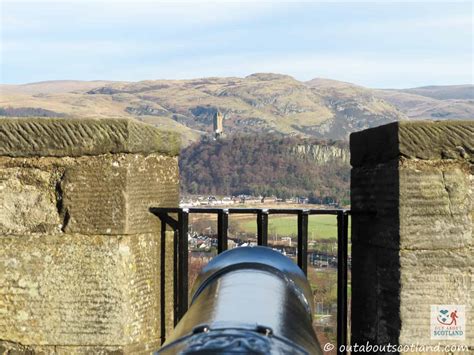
left=1, top=74, right=472, bottom=144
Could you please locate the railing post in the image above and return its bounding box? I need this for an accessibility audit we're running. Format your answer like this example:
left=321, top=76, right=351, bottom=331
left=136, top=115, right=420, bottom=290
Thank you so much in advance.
left=337, top=211, right=348, bottom=354
left=297, top=210, right=309, bottom=275
left=154, top=206, right=352, bottom=352
left=177, top=209, right=189, bottom=323
left=217, top=209, right=229, bottom=253
left=257, top=209, right=269, bottom=246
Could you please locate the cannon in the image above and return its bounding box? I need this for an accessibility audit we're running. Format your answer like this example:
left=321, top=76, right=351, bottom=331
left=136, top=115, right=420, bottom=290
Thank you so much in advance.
left=157, top=246, right=322, bottom=354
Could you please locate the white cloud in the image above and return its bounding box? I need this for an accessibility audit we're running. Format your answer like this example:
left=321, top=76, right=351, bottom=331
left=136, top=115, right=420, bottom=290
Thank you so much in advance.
left=1, top=2, right=275, bottom=31
left=0, top=38, right=192, bottom=54
left=347, top=14, right=473, bottom=33
left=1, top=0, right=472, bottom=86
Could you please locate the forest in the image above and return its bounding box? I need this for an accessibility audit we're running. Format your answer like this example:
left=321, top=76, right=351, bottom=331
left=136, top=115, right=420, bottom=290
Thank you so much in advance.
left=179, top=134, right=350, bottom=206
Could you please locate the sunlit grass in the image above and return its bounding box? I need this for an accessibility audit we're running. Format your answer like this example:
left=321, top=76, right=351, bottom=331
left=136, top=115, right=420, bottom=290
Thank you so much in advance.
left=236, top=214, right=351, bottom=241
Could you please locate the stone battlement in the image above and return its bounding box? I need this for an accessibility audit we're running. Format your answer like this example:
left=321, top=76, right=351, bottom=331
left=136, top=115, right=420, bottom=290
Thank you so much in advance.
left=351, top=120, right=473, bottom=350
left=0, top=118, right=179, bottom=354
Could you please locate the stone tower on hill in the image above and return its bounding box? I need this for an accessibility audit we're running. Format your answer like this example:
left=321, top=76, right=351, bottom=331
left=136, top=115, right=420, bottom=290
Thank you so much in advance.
left=213, top=111, right=224, bottom=139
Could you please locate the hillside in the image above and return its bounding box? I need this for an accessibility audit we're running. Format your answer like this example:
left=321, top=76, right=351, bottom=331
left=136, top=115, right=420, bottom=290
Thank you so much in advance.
left=1, top=74, right=472, bottom=144
left=179, top=134, right=350, bottom=204
left=375, top=86, right=474, bottom=120
left=398, top=85, right=473, bottom=100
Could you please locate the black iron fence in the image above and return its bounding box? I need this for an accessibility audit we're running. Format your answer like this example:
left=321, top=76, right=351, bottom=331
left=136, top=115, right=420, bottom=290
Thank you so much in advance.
left=150, top=207, right=350, bottom=354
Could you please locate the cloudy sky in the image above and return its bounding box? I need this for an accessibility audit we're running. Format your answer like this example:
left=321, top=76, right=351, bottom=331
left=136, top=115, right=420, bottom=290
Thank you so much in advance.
left=1, top=0, right=472, bottom=88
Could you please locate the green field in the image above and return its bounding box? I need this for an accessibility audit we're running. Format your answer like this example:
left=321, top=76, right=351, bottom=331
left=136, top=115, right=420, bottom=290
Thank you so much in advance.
left=235, top=214, right=351, bottom=241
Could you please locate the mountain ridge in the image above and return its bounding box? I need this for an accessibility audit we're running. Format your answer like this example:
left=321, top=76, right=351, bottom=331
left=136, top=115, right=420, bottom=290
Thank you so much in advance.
left=1, top=74, right=472, bottom=144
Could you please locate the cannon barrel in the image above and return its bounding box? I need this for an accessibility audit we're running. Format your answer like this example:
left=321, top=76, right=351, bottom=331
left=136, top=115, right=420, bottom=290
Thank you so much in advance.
left=157, top=246, right=322, bottom=354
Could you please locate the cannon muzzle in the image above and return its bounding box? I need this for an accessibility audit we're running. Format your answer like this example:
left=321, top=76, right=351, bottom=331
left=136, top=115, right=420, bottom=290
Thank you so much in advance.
left=157, top=246, right=322, bottom=354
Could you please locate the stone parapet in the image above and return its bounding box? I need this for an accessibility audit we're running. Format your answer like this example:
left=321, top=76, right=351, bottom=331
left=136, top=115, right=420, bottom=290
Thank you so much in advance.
left=350, top=120, right=473, bottom=351
left=0, top=118, right=179, bottom=354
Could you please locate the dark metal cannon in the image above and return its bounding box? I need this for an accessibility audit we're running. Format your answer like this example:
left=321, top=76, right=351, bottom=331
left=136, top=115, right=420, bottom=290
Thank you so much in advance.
left=157, top=246, right=322, bottom=354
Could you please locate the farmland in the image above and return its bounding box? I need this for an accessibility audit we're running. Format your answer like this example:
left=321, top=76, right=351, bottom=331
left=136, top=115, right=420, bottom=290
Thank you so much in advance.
left=235, top=214, right=351, bottom=241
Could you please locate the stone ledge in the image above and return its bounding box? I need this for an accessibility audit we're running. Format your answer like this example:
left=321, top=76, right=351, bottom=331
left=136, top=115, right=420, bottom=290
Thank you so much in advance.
left=350, top=120, right=474, bottom=167
left=0, top=118, right=181, bottom=157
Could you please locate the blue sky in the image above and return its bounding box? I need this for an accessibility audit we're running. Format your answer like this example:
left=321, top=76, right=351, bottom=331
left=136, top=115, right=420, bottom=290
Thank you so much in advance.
left=1, top=0, right=472, bottom=88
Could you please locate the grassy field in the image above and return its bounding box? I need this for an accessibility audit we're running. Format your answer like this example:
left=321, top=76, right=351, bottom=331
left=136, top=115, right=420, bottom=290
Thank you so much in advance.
left=234, top=214, right=351, bottom=241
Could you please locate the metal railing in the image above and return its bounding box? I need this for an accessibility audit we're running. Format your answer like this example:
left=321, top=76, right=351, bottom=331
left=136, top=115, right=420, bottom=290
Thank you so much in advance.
left=150, top=207, right=350, bottom=354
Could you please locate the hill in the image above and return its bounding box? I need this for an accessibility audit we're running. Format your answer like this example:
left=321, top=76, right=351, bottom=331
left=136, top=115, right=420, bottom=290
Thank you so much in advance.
left=397, top=85, right=473, bottom=100
left=0, top=80, right=120, bottom=95
left=375, top=84, right=474, bottom=120
left=179, top=134, right=350, bottom=204
left=1, top=75, right=472, bottom=145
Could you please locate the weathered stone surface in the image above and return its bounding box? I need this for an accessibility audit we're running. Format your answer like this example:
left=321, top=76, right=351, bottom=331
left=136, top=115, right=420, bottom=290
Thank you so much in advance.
left=352, top=244, right=401, bottom=346
left=375, top=247, right=402, bottom=345
left=351, top=159, right=399, bottom=249
left=350, top=120, right=474, bottom=167
left=351, top=244, right=380, bottom=345
left=0, top=154, right=179, bottom=235
left=0, top=232, right=174, bottom=348
left=352, top=159, right=472, bottom=250
left=0, top=339, right=163, bottom=354
left=0, top=118, right=180, bottom=157
left=163, top=231, right=175, bottom=339
left=0, top=167, right=62, bottom=234
left=399, top=248, right=473, bottom=346
left=124, top=155, right=180, bottom=234
left=62, top=154, right=179, bottom=235
left=0, top=118, right=179, bottom=353
left=351, top=120, right=473, bottom=350
left=399, top=159, right=472, bottom=250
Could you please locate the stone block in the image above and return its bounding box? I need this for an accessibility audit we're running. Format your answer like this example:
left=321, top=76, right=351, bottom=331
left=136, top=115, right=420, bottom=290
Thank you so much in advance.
left=0, top=167, right=62, bottom=234
left=351, top=159, right=472, bottom=251
left=124, top=155, right=180, bottom=234
left=399, top=160, right=472, bottom=250
left=0, top=154, right=179, bottom=235
left=62, top=153, right=179, bottom=235
left=0, top=232, right=174, bottom=349
left=0, top=118, right=180, bottom=158
left=399, top=248, right=473, bottom=346
left=350, top=120, right=474, bottom=167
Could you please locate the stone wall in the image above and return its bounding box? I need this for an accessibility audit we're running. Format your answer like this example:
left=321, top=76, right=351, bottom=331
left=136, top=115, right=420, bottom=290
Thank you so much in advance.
left=350, top=121, right=473, bottom=350
left=0, top=118, right=180, bottom=354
